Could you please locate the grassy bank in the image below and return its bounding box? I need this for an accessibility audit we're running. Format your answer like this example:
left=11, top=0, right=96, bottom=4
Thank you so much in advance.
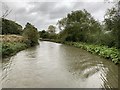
left=0, top=35, right=28, bottom=58
left=43, top=39, right=120, bottom=64
left=1, top=42, right=28, bottom=58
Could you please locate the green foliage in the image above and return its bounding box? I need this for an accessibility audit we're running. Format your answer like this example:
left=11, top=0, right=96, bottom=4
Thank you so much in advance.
left=65, top=42, right=120, bottom=64
left=39, top=30, right=50, bottom=39
left=1, top=42, right=27, bottom=58
left=39, top=30, right=58, bottom=40
left=23, top=23, right=39, bottom=46
left=58, top=10, right=101, bottom=43
left=104, top=2, right=120, bottom=48
left=99, top=32, right=116, bottom=47
left=57, top=17, right=67, bottom=30
left=2, top=18, right=23, bottom=35
left=48, top=33, right=58, bottom=39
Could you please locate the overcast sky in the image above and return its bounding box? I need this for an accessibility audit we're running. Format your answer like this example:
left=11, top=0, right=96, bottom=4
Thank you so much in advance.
left=0, top=0, right=115, bottom=31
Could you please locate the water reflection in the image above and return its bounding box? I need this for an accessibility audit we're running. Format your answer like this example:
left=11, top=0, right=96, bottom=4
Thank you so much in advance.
left=1, top=41, right=118, bottom=88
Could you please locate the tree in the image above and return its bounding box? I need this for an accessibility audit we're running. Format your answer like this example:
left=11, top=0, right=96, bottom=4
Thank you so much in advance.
left=39, top=30, right=49, bottom=39
left=104, top=1, right=120, bottom=48
left=2, top=18, right=22, bottom=35
left=57, top=17, right=67, bottom=30
left=47, top=25, right=56, bottom=34
left=118, top=1, right=120, bottom=48
left=58, top=9, right=101, bottom=43
left=23, top=23, right=39, bottom=46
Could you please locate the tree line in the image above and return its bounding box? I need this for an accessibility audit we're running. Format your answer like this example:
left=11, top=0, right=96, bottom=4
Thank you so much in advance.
left=39, top=2, right=120, bottom=49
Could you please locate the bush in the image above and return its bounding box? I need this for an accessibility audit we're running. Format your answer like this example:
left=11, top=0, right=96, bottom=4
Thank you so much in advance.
left=23, top=23, right=39, bottom=46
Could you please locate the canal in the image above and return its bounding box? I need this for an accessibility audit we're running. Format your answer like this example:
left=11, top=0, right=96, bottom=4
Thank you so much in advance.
left=1, top=41, right=118, bottom=88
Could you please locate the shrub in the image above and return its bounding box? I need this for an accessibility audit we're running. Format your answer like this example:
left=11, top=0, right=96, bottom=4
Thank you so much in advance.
left=23, top=23, right=39, bottom=46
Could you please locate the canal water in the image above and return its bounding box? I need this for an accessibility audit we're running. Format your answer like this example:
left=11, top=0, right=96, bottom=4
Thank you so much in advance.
left=1, top=41, right=118, bottom=88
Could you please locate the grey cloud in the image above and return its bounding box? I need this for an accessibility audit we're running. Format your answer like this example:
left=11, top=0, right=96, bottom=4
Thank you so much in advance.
left=73, top=2, right=114, bottom=20
left=49, top=6, right=71, bottom=19
left=1, top=1, right=114, bottom=31
left=28, top=2, right=57, bottom=14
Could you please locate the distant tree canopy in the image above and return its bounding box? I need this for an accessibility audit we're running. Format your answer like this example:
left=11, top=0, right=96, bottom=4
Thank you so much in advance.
left=39, top=30, right=50, bottom=39
left=2, top=18, right=22, bottom=35
left=39, top=30, right=58, bottom=40
left=23, top=23, right=39, bottom=46
left=39, top=25, right=57, bottom=40
left=47, top=25, right=56, bottom=34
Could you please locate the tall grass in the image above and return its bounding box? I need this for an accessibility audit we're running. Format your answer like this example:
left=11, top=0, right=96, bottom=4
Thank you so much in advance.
left=0, top=35, right=26, bottom=43
left=0, top=35, right=28, bottom=58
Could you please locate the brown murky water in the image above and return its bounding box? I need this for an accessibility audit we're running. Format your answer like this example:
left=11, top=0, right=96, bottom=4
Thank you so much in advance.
left=1, top=41, right=118, bottom=88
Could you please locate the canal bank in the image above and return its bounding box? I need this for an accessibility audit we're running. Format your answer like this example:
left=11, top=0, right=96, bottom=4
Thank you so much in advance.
left=1, top=42, right=28, bottom=58
left=1, top=34, right=39, bottom=59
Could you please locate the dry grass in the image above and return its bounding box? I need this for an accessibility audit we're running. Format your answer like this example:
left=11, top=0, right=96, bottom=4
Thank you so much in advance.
left=0, top=35, right=26, bottom=43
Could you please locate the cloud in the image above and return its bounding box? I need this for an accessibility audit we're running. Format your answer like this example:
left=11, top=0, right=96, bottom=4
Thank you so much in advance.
left=0, top=1, right=114, bottom=31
